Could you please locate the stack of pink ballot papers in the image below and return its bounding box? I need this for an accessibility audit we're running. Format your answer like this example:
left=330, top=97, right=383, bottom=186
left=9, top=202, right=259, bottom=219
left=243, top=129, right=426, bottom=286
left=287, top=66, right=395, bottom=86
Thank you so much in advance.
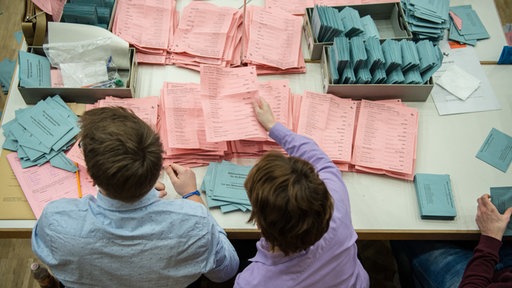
left=158, top=65, right=292, bottom=166
left=156, top=65, right=417, bottom=180
left=86, top=96, right=160, bottom=131
left=159, top=82, right=228, bottom=167
left=295, top=92, right=418, bottom=180
left=111, top=0, right=178, bottom=64
left=241, top=6, right=306, bottom=75
left=112, top=1, right=305, bottom=74
left=169, top=2, right=244, bottom=69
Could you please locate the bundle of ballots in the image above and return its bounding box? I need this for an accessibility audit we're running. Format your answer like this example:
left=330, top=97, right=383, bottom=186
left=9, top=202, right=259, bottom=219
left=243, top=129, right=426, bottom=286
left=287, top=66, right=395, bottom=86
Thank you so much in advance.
left=62, top=0, right=115, bottom=29
left=312, top=5, right=382, bottom=43
left=401, top=0, right=450, bottom=42
left=201, top=161, right=253, bottom=214
left=2, top=95, right=80, bottom=172
left=328, top=37, right=442, bottom=85
left=448, top=5, right=489, bottom=46
left=312, top=5, right=345, bottom=43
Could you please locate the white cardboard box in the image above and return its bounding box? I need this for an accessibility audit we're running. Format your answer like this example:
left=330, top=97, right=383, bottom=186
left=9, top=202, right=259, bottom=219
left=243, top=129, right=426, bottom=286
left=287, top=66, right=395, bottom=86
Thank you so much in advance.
left=320, top=46, right=433, bottom=102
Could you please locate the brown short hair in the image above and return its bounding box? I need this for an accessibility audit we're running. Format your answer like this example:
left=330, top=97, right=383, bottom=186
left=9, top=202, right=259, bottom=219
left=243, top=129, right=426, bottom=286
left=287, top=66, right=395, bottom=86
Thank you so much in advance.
left=245, top=151, right=333, bottom=256
left=79, top=106, right=163, bottom=202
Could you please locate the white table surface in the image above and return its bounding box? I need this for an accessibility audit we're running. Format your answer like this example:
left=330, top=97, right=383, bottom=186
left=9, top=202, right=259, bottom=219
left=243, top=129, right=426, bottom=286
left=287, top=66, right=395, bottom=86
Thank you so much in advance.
left=0, top=0, right=510, bottom=239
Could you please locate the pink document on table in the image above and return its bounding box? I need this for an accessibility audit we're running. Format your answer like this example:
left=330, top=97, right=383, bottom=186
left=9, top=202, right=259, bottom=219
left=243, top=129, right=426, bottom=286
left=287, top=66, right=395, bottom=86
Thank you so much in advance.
left=200, top=65, right=266, bottom=142
left=352, top=100, right=418, bottom=179
left=245, top=8, right=303, bottom=70
left=7, top=152, right=96, bottom=219
left=297, top=92, right=356, bottom=163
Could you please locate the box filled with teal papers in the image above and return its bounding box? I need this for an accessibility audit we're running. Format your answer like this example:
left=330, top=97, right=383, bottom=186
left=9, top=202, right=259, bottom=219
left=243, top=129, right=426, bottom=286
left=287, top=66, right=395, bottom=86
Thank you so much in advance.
left=414, top=173, right=456, bottom=220
left=303, top=2, right=412, bottom=61
left=320, top=46, right=434, bottom=101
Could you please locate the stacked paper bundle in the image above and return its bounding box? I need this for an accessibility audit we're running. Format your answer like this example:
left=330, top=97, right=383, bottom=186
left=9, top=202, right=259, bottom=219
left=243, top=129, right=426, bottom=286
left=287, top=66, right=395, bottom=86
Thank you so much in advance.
left=62, top=0, right=115, bottom=29
left=311, top=5, right=345, bottom=42
left=312, top=5, right=381, bottom=42
left=112, top=0, right=178, bottom=64
left=157, top=65, right=294, bottom=166
left=414, top=173, right=456, bottom=220
left=201, top=161, right=253, bottom=213
left=242, top=6, right=306, bottom=74
left=170, top=2, right=243, bottom=69
left=86, top=96, right=160, bottom=131
left=401, top=0, right=450, bottom=42
left=159, top=82, right=227, bottom=167
left=1, top=95, right=79, bottom=172
left=295, top=93, right=418, bottom=180
left=448, top=5, right=489, bottom=46
left=113, top=1, right=306, bottom=75
left=329, top=37, right=442, bottom=85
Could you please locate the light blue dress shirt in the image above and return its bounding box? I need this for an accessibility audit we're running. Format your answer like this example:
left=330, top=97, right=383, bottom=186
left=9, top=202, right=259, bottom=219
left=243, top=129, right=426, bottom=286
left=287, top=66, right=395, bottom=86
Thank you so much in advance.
left=32, top=189, right=239, bottom=288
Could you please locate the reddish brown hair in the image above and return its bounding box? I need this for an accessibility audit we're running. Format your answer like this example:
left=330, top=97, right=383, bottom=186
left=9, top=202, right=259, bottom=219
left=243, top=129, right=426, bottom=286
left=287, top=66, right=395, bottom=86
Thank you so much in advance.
left=245, top=151, right=333, bottom=255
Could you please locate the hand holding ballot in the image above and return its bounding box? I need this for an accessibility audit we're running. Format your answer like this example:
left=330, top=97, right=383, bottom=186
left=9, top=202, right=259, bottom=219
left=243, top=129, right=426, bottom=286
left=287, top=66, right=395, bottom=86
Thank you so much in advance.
left=476, top=194, right=512, bottom=241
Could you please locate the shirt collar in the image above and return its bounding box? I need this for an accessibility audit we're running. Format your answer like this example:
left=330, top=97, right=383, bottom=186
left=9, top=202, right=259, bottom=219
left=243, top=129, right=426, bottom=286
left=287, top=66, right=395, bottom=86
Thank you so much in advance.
left=250, top=238, right=308, bottom=265
left=95, top=188, right=160, bottom=211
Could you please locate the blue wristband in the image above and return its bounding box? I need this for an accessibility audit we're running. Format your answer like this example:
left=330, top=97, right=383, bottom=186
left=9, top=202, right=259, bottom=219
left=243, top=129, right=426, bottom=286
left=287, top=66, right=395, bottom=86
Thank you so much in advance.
left=182, top=190, right=200, bottom=199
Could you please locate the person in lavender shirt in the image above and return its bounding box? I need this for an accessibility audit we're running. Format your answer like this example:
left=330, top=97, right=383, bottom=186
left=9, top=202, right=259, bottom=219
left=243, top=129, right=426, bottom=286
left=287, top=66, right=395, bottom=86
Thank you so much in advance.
left=235, top=97, right=370, bottom=288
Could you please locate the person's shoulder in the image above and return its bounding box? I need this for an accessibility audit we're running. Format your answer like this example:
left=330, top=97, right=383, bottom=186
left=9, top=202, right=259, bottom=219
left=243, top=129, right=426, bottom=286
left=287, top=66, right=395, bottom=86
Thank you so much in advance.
left=158, top=199, right=211, bottom=221
left=235, top=263, right=268, bottom=288
left=42, top=197, right=88, bottom=214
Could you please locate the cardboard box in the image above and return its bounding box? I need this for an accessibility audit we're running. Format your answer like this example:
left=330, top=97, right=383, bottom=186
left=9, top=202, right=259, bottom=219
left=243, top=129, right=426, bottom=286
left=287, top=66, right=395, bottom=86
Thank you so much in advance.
left=18, top=47, right=137, bottom=104
left=320, top=46, right=433, bottom=102
left=303, top=2, right=412, bottom=61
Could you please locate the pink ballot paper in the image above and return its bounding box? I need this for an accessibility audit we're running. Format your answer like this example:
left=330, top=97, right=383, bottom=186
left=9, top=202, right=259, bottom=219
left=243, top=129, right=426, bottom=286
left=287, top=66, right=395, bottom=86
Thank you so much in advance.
left=7, top=152, right=96, bottom=219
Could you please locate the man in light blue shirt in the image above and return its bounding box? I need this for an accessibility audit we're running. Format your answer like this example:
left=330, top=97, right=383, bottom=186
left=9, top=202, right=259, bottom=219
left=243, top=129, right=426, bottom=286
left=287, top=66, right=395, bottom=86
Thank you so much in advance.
left=32, top=106, right=239, bottom=287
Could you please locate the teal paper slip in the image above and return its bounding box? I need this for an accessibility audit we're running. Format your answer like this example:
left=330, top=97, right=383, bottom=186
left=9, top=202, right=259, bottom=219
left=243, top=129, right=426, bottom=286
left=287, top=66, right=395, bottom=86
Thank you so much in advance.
left=476, top=128, right=512, bottom=173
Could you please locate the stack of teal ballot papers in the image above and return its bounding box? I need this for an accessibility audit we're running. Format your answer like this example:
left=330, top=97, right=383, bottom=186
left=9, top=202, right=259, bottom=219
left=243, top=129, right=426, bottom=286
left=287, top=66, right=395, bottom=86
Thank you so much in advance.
left=448, top=5, right=489, bottom=46
left=312, top=5, right=381, bottom=43
left=401, top=0, right=450, bottom=42
left=1, top=95, right=80, bottom=173
left=339, top=7, right=363, bottom=38
left=312, top=5, right=345, bottom=43
left=490, top=186, right=512, bottom=236
left=201, top=161, right=253, bottom=213
left=328, top=37, right=442, bottom=85
left=414, top=173, right=457, bottom=220
left=62, top=0, right=115, bottom=29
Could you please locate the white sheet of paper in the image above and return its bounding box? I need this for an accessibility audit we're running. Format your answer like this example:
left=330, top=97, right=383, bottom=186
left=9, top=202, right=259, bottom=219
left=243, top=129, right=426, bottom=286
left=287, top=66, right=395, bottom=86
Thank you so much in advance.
left=436, top=64, right=480, bottom=100
left=431, top=41, right=501, bottom=116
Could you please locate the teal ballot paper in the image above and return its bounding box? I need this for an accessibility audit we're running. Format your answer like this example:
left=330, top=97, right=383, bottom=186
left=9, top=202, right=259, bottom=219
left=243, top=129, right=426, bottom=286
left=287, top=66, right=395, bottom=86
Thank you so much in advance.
left=490, top=187, right=512, bottom=236
left=18, top=51, right=51, bottom=88
left=476, top=128, right=512, bottom=173
left=201, top=161, right=253, bottom=213
left=414, top=173, right=456, bottom=220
